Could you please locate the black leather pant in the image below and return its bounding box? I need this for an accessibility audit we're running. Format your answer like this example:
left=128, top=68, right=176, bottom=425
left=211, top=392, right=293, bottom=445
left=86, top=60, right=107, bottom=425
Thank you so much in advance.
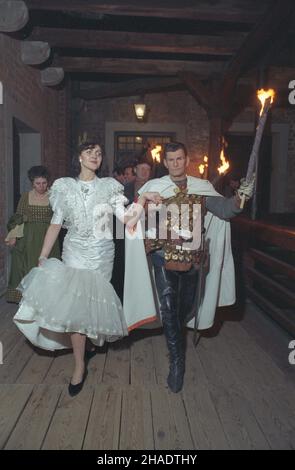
left=153, top=264, right=199, bottom=392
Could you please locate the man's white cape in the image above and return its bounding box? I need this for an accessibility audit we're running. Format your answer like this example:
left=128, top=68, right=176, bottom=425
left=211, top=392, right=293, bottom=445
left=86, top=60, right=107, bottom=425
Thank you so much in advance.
left=123, top=175, right=236, bottom=331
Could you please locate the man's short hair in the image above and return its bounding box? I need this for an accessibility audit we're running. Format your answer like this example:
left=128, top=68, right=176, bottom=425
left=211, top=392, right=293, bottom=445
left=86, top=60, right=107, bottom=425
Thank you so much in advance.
left=113, top=165, right=125, bottom=176
left=123, top=164, right=136, bottom=175
left=164, top=142, right=187, bottom=158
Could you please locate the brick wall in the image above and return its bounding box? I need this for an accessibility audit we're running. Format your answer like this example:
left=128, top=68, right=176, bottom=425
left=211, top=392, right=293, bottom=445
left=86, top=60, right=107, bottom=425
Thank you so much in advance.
left=0, top=33, right=70, bottom=294
left=72, top=90, right=209, bottom=173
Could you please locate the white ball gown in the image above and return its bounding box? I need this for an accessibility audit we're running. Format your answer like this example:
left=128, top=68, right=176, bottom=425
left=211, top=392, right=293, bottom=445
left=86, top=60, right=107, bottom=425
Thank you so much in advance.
left=13, top=176, right=128, bottom=350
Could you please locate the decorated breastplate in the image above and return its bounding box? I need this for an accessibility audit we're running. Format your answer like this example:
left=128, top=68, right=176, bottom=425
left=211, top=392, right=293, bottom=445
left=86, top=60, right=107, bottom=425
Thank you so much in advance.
left=145, top=187, right=205, bottom=271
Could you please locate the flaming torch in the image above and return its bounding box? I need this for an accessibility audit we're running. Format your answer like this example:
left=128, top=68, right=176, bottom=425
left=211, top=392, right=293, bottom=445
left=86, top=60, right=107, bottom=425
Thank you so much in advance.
left=198, top=155, right=208, bottom=178
left=151, top=145, right=162, bottom=164
left=211, top=147, right=230, bottom=187
left=217, top=148, right=230, bottom=175
left=199, top=164, right=205, bottom=178
left=240, top=88, right=275, bottom=209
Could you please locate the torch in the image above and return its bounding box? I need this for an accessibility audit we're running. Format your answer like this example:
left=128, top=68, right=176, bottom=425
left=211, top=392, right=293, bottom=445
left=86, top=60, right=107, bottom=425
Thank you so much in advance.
left=240, top=88, right=275, bottom=209
left=217, top=148, right=230, bottom=176
left=198, top=155, right=208, bottom=179
left=151, top=145, right=162, bottom=164
left=151, top=144, right=162, bottom=178
left=210, top=147, right=230, bottom=187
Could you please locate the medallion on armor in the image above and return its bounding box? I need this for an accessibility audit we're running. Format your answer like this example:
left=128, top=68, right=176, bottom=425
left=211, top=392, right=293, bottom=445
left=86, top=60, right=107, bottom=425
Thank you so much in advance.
left=145, top=186, right=205, bottom=271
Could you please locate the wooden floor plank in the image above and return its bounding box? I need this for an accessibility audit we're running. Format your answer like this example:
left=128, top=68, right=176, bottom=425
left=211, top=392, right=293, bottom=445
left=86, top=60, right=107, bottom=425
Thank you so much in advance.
left=183, top=335, right=230, bottom=449
left=198, top=334, right=271, bottom=450
left=1, top=297, right=294, bottom=450
left=16, top=350, right=55, bottom=384
left=83, top=384, right=121, bottom=450
left=43, top=351, right=73, bottom=385
left=224, top=319, right=294, bottom=391
left=130, top=332, right=157, bottom=386
left=151, top=332, right=169, bottom=387
left=220, top=321, right=295, bottom=449
left=0, top=384, right=33, bottom=449
left=166, top=391, right=195, bottom=449
left=42, top=385, right=94, bottom=450
left=0, top=322, right=22, bottom=361
left=151, top=386, right=194, bottom=450
left=0, top=338, right=34, bottom=384
left=120, top=386, right=154, bottom=450
left=0, top=305, right=22, bottom=359
left=241, top=300, right=295, bottom=382
left=85, top=348, right=107, bottom=385
left=5, top=384, right=62, bottom=450
left=222, top=320, right=295, bottom=410
left=102, top=340, right=130, bottom=385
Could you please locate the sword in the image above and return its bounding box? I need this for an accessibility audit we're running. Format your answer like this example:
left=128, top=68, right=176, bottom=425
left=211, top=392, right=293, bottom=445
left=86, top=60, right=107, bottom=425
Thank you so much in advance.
left=193, top=229, right=208, bottom=347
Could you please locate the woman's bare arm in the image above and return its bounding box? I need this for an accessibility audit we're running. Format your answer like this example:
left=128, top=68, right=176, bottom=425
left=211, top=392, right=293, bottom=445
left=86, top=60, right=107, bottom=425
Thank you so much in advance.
left=39, top=224, right=62, bottom=260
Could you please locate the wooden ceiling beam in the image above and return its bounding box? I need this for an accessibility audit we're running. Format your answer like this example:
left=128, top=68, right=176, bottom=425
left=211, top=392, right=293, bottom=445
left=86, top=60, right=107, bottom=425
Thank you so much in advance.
left=41, top=67, right=64, bottom=86
left=25, top=0, right=265, bottom=24
left=178, top=71, right=211, bottom=112
left=0, top=0, right=28, bottom=32
left=30, top=27, right=244, bottom=56
left=53, top=57, right=224, bottom=76
left=75, top=77, right=183, bottom=100
left=221, top=0, right=295, bottom=104
left=20, top=41, right=51, bottom=65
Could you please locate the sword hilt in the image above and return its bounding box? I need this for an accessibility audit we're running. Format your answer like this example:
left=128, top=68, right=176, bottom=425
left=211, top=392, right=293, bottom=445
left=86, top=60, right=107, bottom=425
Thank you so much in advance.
left=239, top=194, right=246, bottom=209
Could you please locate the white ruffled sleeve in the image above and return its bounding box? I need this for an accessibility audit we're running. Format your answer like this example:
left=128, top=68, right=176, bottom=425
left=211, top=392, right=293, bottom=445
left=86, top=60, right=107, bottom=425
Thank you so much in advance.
left=49, top=178, right=68, bottom=225
left=106, top=177, right=128, bottom=222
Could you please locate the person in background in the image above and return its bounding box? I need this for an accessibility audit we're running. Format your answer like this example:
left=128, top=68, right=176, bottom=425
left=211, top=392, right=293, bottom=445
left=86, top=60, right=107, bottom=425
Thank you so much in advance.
left=112, top=165, right=126, bottom=185
left=5, top=165, right=60, bottom=303
left=124, top=155, right=153, bottom=204
left=123, top=164, right=136, bottom=184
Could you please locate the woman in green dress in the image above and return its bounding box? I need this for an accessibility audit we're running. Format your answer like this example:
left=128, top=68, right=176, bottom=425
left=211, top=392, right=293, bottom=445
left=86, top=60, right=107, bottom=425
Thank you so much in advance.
left=5, top=166, right=60, bottom=303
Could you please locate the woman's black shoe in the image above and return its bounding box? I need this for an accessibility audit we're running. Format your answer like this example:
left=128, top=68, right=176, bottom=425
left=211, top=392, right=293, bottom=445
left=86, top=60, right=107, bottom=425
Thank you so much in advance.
left=68, top=368, right=88, bottom=397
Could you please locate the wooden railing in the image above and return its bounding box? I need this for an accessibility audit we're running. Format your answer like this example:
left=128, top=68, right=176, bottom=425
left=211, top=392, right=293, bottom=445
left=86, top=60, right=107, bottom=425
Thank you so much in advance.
left=231, top=216, right=295, bottom=335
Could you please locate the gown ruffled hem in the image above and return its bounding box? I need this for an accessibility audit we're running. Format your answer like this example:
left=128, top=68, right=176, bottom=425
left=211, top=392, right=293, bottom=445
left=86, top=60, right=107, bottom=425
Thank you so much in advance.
left=13, top=258, right=128, bottom=351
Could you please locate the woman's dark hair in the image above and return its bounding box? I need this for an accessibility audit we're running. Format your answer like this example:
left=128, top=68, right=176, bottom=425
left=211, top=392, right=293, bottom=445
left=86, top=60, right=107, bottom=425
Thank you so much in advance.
left=70, top=141, right=102, bottom=178
left=27, top=165, right=50, bottom=183
left=164, top=141, right=187, bottom=158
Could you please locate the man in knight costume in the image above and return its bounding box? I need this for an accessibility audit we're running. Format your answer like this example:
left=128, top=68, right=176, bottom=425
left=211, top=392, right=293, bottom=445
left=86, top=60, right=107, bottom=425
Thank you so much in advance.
left=123, top=142, right=254, bottom=393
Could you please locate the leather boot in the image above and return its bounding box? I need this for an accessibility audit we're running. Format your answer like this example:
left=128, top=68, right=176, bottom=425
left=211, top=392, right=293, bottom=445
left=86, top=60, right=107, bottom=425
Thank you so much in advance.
left=154, top=266, right=185, bottom=393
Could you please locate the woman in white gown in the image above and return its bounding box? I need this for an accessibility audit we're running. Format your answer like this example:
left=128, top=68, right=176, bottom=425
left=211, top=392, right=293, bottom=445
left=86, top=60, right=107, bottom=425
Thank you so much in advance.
left=14, top=142, right=161, bottom=395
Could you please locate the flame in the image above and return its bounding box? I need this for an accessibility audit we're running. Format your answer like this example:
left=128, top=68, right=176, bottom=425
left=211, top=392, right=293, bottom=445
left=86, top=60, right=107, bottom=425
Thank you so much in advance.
left=217, top=149, right=230, bottom=175
left=199, top=164, right=205, bottom=175
left=257, top=88, right=275, bottom=116
left=151, top=145, right=162, bottom=163
left=198, top=155, right=208, bottom=177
